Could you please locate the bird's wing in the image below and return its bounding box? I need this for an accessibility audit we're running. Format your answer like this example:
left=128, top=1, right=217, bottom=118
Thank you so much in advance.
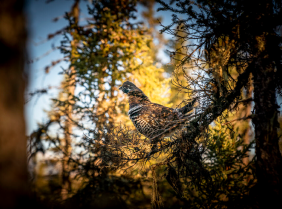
left=137, top=103, right=179, bottom=138
left=149, top=103, right=179, bottom=124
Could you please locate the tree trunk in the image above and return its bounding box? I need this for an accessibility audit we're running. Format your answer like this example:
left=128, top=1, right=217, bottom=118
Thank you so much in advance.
left=243, top=80, right=253, bottom=166
left=252, top=39, right=282, bottom=207
left=61, top=65, right=75, bottom=200
left=0, top=0, right=28, bottom=208
left=61, top=0, right=80, bottom=200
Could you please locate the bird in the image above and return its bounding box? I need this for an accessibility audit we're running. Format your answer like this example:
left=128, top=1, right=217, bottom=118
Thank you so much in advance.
left=119, top=81, right=196, bottom=142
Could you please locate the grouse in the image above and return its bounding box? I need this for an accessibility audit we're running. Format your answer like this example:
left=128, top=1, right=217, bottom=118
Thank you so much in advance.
left=119, top=81, right=196, bottom=140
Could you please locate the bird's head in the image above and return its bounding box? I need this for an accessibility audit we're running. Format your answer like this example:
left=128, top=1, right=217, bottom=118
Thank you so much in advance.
left=119, top=81, right=142, bottom=94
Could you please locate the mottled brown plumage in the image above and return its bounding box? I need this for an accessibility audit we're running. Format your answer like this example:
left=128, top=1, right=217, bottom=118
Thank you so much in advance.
left=119, top=81, right=196, bottom=139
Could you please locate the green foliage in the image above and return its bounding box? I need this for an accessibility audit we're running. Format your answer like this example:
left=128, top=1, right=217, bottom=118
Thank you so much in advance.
left=58, top=0, right=170, bottom=129
left=29, top=1, right=281, bottom=208
left=29, top=0, right=172, bottom=207
left=165, top=22, right=193, bottom=106
left=155, top=1, right=282, bottom=207
left=166, top=119, right=256, bottom=209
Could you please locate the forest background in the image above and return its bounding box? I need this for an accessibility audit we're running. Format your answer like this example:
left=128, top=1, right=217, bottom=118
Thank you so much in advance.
left=1, top=0, right=282, bottom=209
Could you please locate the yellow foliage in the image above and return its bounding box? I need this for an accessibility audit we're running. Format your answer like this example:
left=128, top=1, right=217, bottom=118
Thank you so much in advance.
left=116, top=35, right=171, bottom=127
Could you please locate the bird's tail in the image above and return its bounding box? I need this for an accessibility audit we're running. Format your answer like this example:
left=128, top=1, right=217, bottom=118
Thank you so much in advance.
left=177, top=98, right=197, bottom=115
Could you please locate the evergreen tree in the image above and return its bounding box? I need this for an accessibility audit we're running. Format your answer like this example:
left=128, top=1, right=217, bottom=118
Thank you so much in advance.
left=156, top=0, right=282, bottom=207
left=59, top=0, right=170, bottom=130
left=29, top=0, right=171, bottom=206
left=165, top=22, right=194, bottom=106
left=176, top=118, right=255, bottom=209
left=61, top=0, right=80, bottom=199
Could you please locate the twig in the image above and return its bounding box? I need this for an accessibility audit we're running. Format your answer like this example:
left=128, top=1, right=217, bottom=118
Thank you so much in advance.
left=222, top=115, right=253, bottom=126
